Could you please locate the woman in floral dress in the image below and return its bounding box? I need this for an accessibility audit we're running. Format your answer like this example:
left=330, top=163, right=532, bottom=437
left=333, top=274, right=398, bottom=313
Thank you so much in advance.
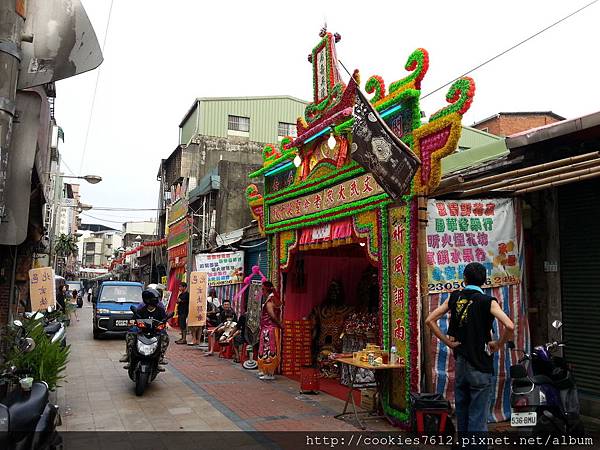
left=257, top=281, right=283, bottom=381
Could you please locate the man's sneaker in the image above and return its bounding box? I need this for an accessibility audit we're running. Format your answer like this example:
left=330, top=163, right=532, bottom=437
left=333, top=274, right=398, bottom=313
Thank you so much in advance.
left=259, top=374, right=275, bottom=381
left=123, top=364, right=129, bottom=370
left=159, top=358, right=168, bottom=365
left=119, top=355, right=128, bottom=363
left=157, top=366, right=166, bottom=372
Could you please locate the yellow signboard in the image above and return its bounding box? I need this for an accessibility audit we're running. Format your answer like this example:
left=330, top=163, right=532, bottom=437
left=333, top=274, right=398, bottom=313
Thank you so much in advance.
left=161, top=276, right=167, bottom=286
left=187, top=272, right=208, bottom=327
left=29, top=267, right=56, bottom=312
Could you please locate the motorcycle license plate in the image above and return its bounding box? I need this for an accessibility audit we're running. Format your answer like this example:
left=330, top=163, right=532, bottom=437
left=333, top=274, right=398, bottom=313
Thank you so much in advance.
left=511, top=411, right=537, bottom=427
left=115, top=319, right=133, bottom=326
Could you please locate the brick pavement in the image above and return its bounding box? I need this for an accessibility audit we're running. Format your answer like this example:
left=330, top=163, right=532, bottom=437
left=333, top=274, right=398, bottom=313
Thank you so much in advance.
left=164, top=329, right=391, bottom=432
left=56, top=306, right=530, bottom=437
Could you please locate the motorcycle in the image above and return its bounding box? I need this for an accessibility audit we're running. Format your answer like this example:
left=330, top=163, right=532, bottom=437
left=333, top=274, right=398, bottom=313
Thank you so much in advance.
left=0, top=321, right=62, bottom=450
left=25, top=308, right=66, bottom=348
left=125, top=306, right=173, bottom=396
left=508, top=320, right=584, bottom=438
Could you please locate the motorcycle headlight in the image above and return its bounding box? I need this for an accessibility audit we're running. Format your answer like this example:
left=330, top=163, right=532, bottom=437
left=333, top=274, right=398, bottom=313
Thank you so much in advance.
left=136, top=341, right=158, bottom=356
left=97, top=308, right=110, bottom=314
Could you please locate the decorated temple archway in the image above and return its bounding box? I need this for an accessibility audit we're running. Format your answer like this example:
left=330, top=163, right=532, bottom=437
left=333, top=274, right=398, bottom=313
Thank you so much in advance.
left=246, top=28, right=474, bottom=423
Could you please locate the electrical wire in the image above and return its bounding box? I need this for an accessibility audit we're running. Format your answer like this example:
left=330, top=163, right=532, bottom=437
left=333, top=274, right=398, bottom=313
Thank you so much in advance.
left=78, top=0, right=115, bottom=173
left=339, top=1, right=598, bottom=102
left=80, top=212, right=131, bottom=224
left=91, top=207, right=160, bottom=211
left=420, top=0, right=598, bottom=100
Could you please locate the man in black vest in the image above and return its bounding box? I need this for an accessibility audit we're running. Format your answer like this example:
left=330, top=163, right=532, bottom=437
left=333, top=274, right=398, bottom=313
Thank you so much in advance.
left=426, top=262, right=514, bottom=435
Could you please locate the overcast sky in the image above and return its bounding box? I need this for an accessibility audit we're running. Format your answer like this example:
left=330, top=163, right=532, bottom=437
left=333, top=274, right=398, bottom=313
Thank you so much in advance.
left=54, top=0, right=600, bottom=229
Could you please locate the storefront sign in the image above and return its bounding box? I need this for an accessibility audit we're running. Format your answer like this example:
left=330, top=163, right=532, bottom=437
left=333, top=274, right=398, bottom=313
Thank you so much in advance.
left=167, top=219, right=189, bottom=250
left=194, top=251, right=244, bottom=286
left=426, top=198, right=521, bottom=293
left=187, top=272, right=208, bottom=327
left=168, top=198, right=188, bottom=225
left=269, top=174, right=384, bottom=223
left=28, top=267, right=55, bottom=311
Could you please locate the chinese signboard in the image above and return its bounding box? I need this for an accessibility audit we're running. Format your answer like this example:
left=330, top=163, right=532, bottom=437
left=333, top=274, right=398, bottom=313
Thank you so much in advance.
left=168, top=198, right=188, bottom=225
left=426, top=198, right=520, bottom=293
left=388, top=205, right=410, bottom=409
left=187, top=272, right=208, bottom=327
left=269, top=174, right=384, bottom=223
left=167, top=218, right=189, bottom=250
left=29, top=267, right=56, bottom=311
left=194, top=251, right=245, bottom=286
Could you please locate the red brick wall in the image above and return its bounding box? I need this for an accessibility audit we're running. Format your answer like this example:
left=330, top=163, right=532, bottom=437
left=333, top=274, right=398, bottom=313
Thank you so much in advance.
left=473, top=114, right=563, bottom=137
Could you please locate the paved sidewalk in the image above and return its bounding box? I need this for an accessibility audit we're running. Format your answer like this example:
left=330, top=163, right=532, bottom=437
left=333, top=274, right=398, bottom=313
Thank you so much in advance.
left=165, top=330, right=392, bottom=432
left=56, top=305, right=240, bottom=432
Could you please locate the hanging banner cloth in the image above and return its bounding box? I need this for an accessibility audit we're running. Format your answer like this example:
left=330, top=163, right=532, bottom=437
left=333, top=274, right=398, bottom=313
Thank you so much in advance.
left=298, top=217, right=354, bottom=250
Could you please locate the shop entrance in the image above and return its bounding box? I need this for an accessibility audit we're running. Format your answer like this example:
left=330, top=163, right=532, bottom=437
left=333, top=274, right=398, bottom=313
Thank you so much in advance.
left=281, top=243, right=380, bottom=403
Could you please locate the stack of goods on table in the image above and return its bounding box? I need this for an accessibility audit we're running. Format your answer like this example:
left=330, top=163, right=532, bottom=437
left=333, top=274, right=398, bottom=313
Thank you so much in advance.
left=340, top=312, right=378, bottom=386
left=281, top=319, right=312, bottom=376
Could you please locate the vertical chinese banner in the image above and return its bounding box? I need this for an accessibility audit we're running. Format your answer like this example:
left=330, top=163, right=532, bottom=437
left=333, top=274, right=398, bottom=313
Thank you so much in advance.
left=388, top=205, right=409, bottom=411
left=187, top=272, right=207, bottom=327
left=29, top=267, right=56, bottom=311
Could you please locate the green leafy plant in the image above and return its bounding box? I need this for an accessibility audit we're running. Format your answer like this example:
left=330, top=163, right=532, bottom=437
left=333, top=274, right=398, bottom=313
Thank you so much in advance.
left=6, top=316, right=69, bottom=390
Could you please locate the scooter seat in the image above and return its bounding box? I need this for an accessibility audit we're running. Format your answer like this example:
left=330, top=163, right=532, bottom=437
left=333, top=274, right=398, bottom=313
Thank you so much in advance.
left=44, top=322, right=61, bottom=335
left=531, top=374, right=554, bottom=385
left=7, top=382, right=48, bottom=431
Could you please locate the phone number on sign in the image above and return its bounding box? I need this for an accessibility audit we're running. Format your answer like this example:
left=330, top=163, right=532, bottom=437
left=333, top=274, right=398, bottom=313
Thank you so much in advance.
left=428, top=275, right=519, bottom=293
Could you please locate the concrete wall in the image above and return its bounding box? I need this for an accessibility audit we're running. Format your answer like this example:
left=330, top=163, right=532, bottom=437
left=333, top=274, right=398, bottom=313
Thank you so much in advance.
left=472, top=114, right=563, bottom=137
left=214, top=160, right=262, bottom=234
left=189, top=134, right=264, bottom=183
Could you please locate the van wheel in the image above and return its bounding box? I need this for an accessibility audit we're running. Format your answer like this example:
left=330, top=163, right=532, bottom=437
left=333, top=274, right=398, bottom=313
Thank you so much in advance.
left=93, top=328, right=101, bottom=339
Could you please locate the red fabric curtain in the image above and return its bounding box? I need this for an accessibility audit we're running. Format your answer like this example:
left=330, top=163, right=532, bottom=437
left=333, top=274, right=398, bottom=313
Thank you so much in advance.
left=298, top=218, right=354, bottom=246
left=283, top=250, right=372, bottom=320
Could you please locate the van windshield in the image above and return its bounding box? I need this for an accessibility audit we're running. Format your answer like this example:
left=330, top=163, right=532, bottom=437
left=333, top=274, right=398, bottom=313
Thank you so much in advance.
left=99, top=285, right=142, bottom=303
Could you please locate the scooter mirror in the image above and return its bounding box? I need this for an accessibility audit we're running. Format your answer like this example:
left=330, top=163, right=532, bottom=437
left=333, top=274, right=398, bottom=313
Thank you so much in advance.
left=551, top=320, right=563, bottom=330
left=20, top=337, right=36, bottom=353
left=130, top=305, right=137, bottom=313
left=47, top=306, right=54, bottom=313
left=13, top=320, right=23, bottom=328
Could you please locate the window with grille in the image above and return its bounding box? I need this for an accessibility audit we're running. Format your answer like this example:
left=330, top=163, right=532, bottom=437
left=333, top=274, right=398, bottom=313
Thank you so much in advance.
left=228, top=115, right=250, bottom=132
left=278, top=122, right=297, bottom=138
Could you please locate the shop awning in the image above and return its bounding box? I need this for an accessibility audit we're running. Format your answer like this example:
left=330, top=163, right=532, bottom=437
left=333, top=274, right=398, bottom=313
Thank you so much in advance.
left=188, top=169, right=220, bottom=203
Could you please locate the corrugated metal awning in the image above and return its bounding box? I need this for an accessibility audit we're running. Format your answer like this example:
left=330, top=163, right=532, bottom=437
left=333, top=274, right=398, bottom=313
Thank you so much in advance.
left=188, top=169, right=220, bottom=203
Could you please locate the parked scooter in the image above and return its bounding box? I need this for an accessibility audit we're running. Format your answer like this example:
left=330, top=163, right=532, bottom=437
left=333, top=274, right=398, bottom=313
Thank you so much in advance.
left=25, top=308, right=66, bottom=348
left=125, top=306, right=173, bottom=396
left=509, top=320, right=584, bottom=437
left=0, top=321, right=62, bottom=450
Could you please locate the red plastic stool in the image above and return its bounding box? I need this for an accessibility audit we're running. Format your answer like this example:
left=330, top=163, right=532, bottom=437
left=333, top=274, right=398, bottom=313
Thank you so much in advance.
left=300, top=366, right=320, bottom=393
left=219, top=343, right=234, bottom=359
left=415, top=409, right=449, bottom=434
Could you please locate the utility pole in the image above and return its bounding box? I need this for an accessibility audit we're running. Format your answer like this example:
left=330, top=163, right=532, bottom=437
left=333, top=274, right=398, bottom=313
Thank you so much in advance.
left=0, top=1, right=26, bottom=217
